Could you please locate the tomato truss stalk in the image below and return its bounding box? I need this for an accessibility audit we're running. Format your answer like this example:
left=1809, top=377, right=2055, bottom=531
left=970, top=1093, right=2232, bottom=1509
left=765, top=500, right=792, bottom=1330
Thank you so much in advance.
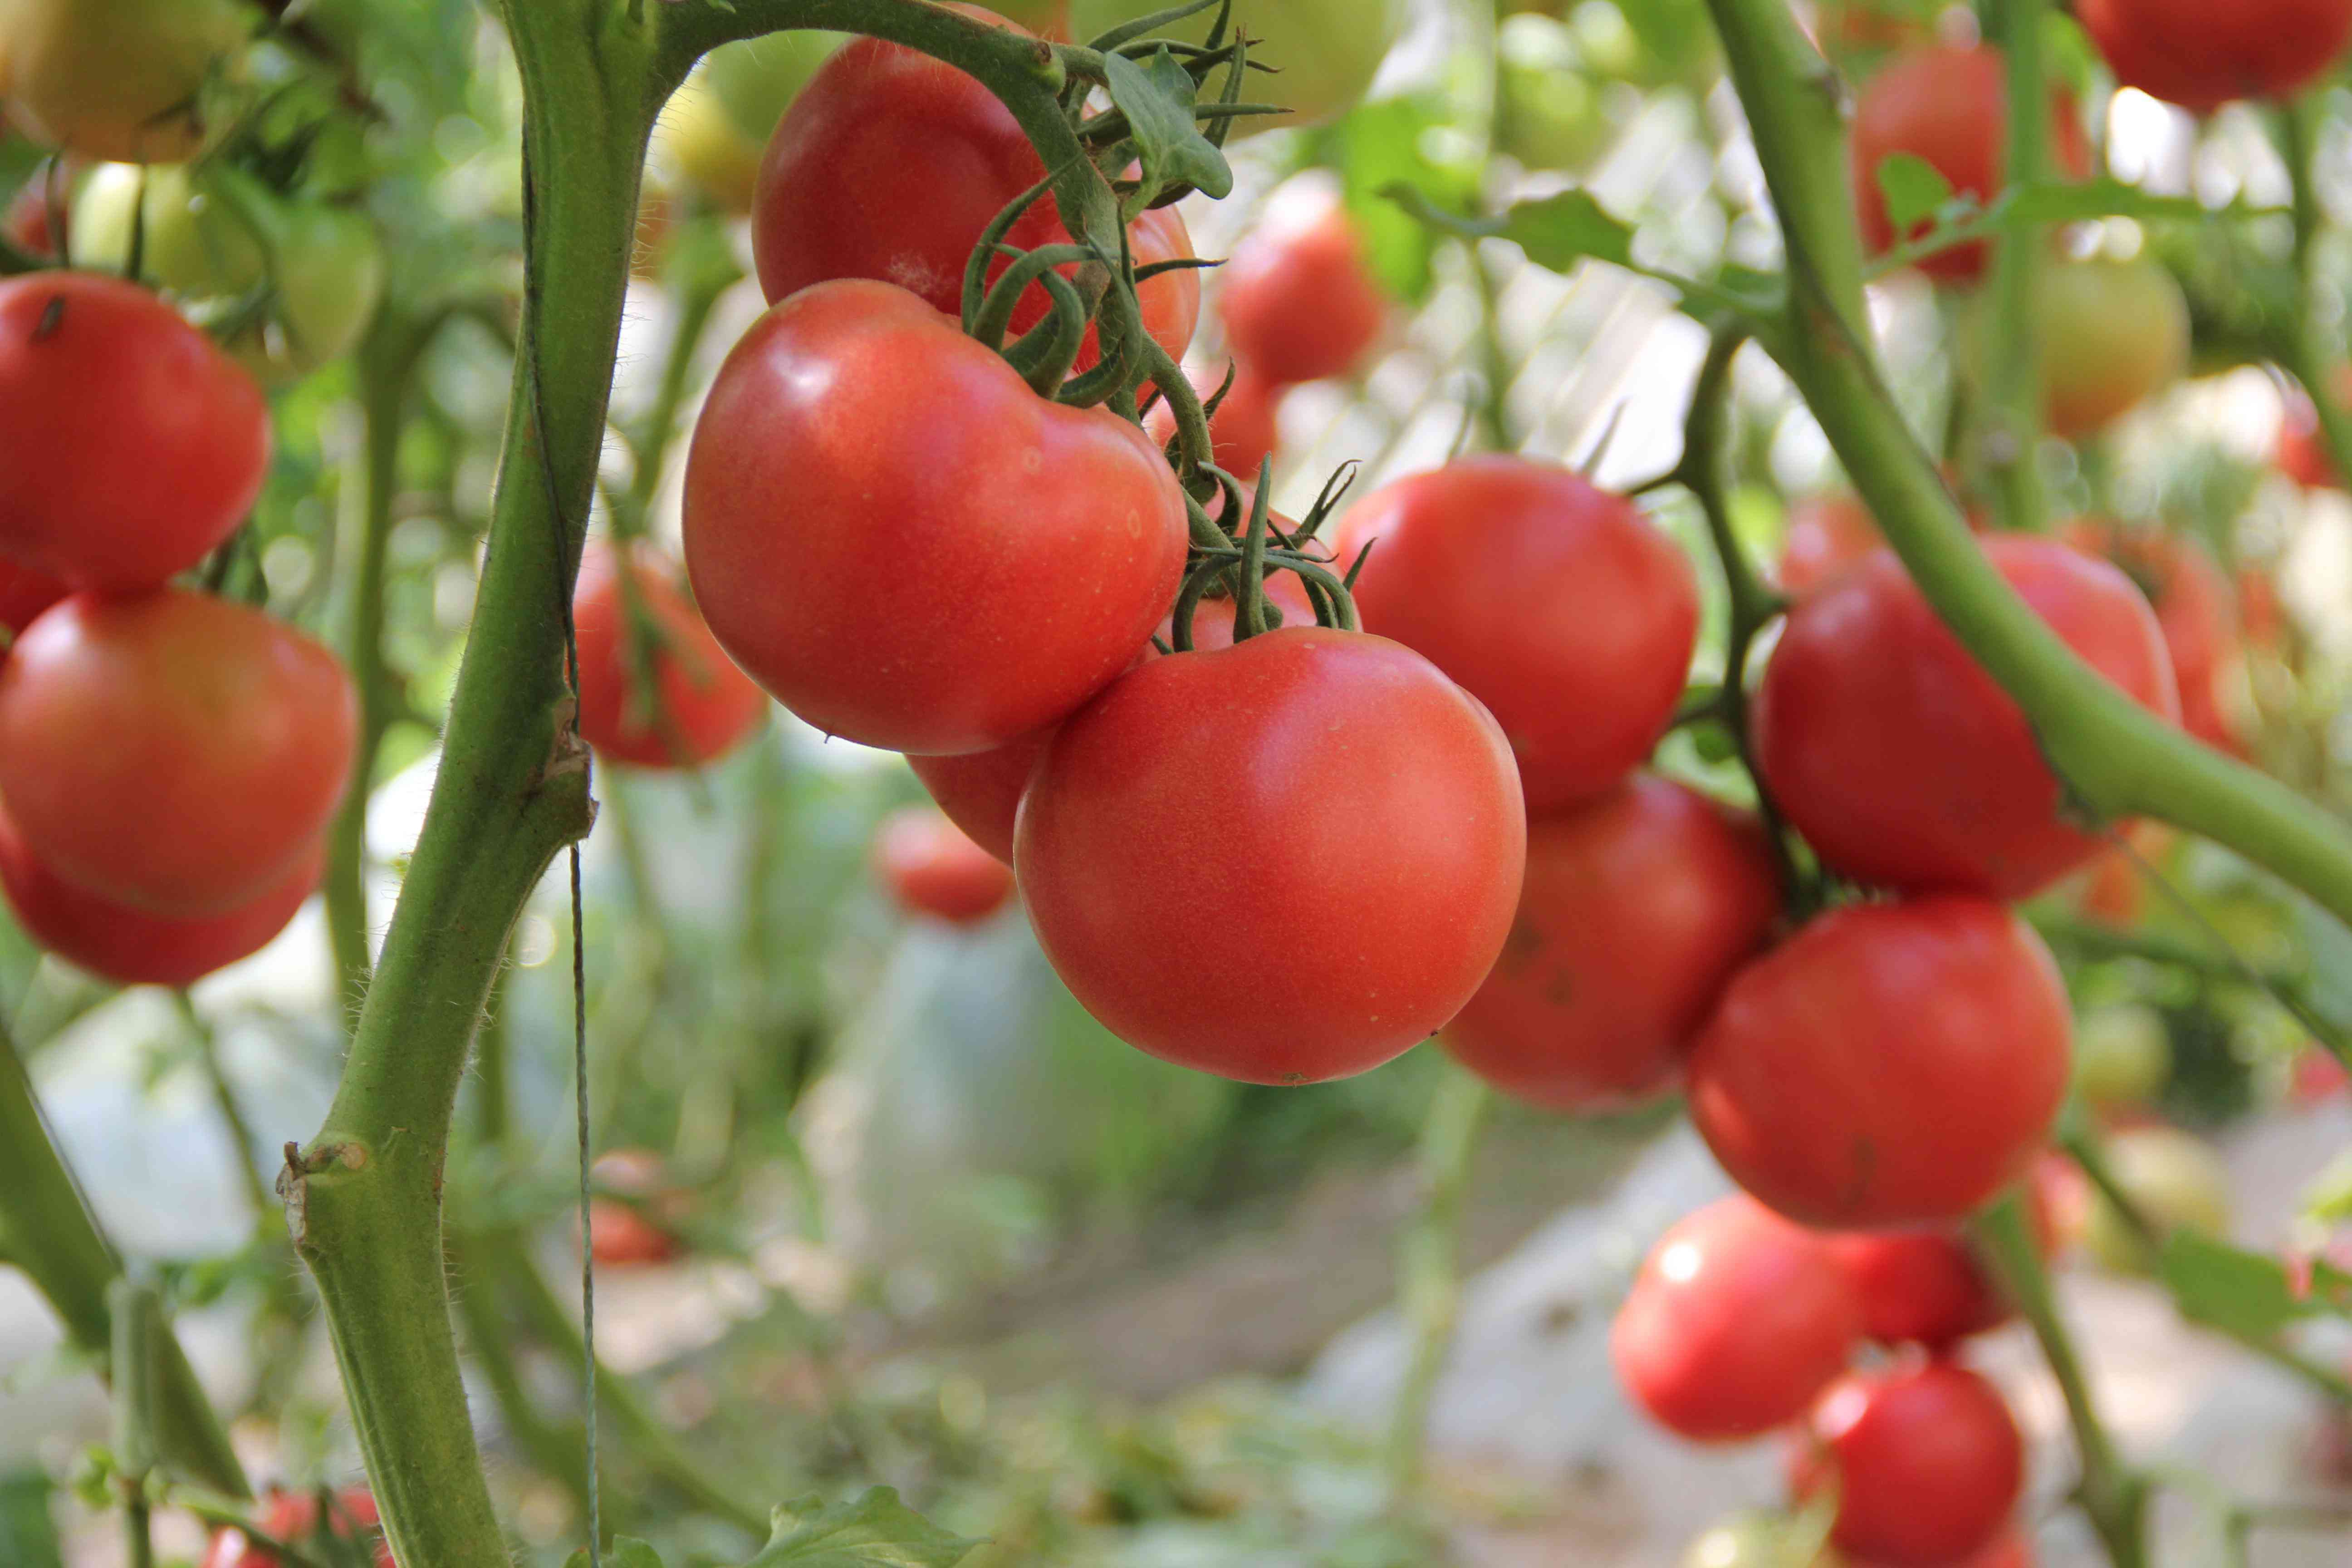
left=1698, top=0, right=2352, bottom=937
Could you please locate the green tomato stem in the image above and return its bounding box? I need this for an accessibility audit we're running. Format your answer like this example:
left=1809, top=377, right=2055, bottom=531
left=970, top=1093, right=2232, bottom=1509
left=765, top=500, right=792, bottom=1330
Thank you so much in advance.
left=1384, top=1063, right=1490, bottom=1509
left=1980, top=0, right=2049, bottom=532
left=2275, top=98, right=2352, bottom=487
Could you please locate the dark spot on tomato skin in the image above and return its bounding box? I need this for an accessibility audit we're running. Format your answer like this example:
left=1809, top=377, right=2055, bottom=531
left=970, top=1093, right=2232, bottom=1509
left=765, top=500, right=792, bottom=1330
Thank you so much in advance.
left=33, top=295, right=65, bottom=341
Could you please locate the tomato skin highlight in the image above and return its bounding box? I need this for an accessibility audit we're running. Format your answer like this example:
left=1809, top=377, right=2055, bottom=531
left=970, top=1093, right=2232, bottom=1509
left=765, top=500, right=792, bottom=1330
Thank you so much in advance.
left=572, top=541, right=766, bottom=770
left=0, top=592, right=357, bottom=917
left=2077, top=0, right=2352, bottom=113
left=1687, top=897, right=2073, bottom=1229
left=1791, top=1362, right=2025, bottom=1568
left=1443, top=775, right=1782, bottom=1112
left=0, top=807, right=320, bottom=987
left=683, top=279, right=1188, bottom=755
left=0, top=272, right=270, bottom=591
left=1851, top=45, right=2090, bottom=282
left=873, top=804, right=1017, bottom=924
left=1335, top=457, right=1698, bottom=813
left=1755, top=536, right=2177, bottom=902
left=750, top=13, right=1197, bottom=371
left=202, top=1488, right=394, bottom=1568
left=1219, top=199, right=1387, bottom=386
left=1018, top=627, right=1526, bottom=1084
left=1611, top=1194, right=1864, bottom=1443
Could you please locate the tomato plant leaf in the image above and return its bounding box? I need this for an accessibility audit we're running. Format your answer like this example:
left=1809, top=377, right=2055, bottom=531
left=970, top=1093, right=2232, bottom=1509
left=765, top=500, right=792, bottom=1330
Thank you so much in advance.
left=0, top=1471, right=63, bottom=1568
left=2160, top=1231, right=2352, bottom=1339
left=1501, top=189, right=1637, bottom=273
left=742, top=1488, right=980, bottom=1568
left=1876, top=152, right=1955, bottom=235
left=1332, top=95, right=1483, bottom=301
left=1100, top=47, right=1233, bottom=203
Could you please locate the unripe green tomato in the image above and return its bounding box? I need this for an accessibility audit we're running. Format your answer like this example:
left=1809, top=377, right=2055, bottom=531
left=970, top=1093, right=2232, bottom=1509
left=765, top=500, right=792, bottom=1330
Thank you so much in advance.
left=1068, top=0, right=1407, bottom=136
left=1496, top=16, right=1615, bottom=172
left=2084, top=1127, right=2231, bottom=1276
left=2073, top=1003, right=2171, bottom=1108
left=75, top=162, right=383, bottom=383
left=0, top=0, right=246, bottom=163
left=1967, top=255, right=2190, bottom=441
left=654, top=31, right=843, bottom=214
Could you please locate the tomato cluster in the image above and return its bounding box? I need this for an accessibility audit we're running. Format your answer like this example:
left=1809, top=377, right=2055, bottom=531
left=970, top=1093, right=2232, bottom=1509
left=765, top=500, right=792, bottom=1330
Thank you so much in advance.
left=0, top=271, right=354, bottom=988
left=1617, top=1193, right=2033, bottom=1568
left=202, top=1487, right=393, bottom=1568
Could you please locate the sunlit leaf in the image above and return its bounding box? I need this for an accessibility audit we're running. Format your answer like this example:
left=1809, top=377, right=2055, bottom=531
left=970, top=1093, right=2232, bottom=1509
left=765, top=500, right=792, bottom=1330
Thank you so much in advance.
left=742, top=1488, right=980, bottom=1568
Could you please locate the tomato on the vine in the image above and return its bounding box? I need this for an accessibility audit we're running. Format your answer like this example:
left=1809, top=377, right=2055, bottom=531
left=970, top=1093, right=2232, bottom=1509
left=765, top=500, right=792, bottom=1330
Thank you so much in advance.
left=3, top=178, right=62, bottom=257
left=1068, top=0, right=1406, bottom=134
left=1778, top=494, right=1882, bottom=596
left=1611, top=1194, right=1862, bottom=1442
left=2072, top=1003, right=2172, bottom=1109
left=0, top=271, right=269, bottom=591
left=1851, top=44, right=2091, bottom=282
left=683, top=279, right=1188, bottom=755
left=0, top=559, right=65, bottom=637
left=907, top=731, right=1051, bottom=867
left=0, top=806, right=320, bottom=988
left=1219, top=197, right=1387, bottom=387
left=1789, top=1362, right=2024, bottom=1567
left=2076, top=0, right=2352, bottom=113
left=1443, top=774, right=1782, bottom=1111
left=0, top=592, right=356, bottom=917
left=2278, top=370, right=2348, bottom=489
left=1755, top=536, right=2177, bottom=902
left=874, top=804, right=1017, bottom=924
left=1824, top=1229, right=2013, bottom=1349
left=1017, top=627, right=1526, bottom=1084
left=653, top=30, right=844, bottom=214
left=202, top=1487, right=393, bottom=1568
left=1686, top=897, right=2072, bottom=1229
left=586, top=1149, right=688, bottom=1267
left=0, top=0, right=247, bottom=163
left=751, top=10, right=1198, bottom=375
left=2010, top=256, right=2190, bottom=440
left=2062, top=519, right=2240, bottom=755
left=572, top=541, right=767, bottom=770
left=74, top=162, right=387, bottom=384
left=1334, top=457, right=1698, bottom=813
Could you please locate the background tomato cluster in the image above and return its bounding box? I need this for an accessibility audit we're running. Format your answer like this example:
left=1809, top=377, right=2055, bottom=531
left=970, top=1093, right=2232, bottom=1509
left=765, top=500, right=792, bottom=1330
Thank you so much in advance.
left=6, top=1, right=2352, bottom=1567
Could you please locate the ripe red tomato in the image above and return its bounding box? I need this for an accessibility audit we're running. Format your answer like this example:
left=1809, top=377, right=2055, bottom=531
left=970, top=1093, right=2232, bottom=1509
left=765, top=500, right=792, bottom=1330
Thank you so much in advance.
left=2278, top=371, right=2347, bottom=488
left=873, top=804, right=1017, bottom=924
left=1790, top=1362, right=2024, bottom=1567
left=588, top=1200, right=680, bottom=1266
left=1018, top=627, right=1525, bottom=1083
left=2061, top=520, right=2239, bottom=755
left=1687, top=897, right=2072, bottom=1228
left=1778, top=494, right=1883, bottom=596
left=0, top=807, right=320, bottom=987
left=1334, top=457, right=1698, bottom=813
left=0, top=558, right=66, bottom=637
left=1144, top=361, right=1282, bottom=484
left=2237, top=565, right=2286, bottom=652
left=1219, top=198, right=1386, bottom=386
left=1754, top=536, right=2177, bottom=901
left=0, top=272, right=269, bottom=590
left=2077, top=0, right=2352, bottom=113
left=2292, top=1046, right=2350, bottom=1107
left=4, top=179, right=63, bottom=257
left=1611, top=1194, right=1863, bottom=1442
left=1443, top=775, right=1782, bottom=1111
left=751, top=10, right=1197, bottom=374
left=203, top=1487, right=392, bottom=1568
left=1824, top=1229, right=2011, bottom=1348
left=0, top=592, right=356, bottom=917
left=907, top=730, right=1051, bottom=866
left=572, top=541, right=766, bottom=770
left=1851, top=44, right=2091, bottom=282
left=683, top=279, right=1187, bottom=755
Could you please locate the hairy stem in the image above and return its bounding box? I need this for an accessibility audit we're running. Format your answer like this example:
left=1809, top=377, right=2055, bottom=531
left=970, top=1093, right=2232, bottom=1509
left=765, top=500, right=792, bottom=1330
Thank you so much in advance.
left=0, top=1023, right=245, bottom=1496
left=1702, top=0, right=2352, bottom=932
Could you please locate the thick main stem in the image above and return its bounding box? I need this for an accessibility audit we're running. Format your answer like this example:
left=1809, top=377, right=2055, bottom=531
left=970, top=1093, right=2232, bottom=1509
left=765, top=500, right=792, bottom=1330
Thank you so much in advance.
left=0, top=1025, right=246, bottom=1496
left=1701, top=0, right=2352, bottom=933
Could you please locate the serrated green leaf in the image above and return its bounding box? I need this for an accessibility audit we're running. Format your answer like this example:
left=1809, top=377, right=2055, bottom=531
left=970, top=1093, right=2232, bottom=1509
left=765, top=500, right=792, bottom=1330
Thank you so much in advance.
left=610, top=1541, right=667, bottom=1568
left=1100, top=47, right=1232, bottom=203
left=2161, top=1231, right=2352, bottom=1339
left=1876, top=152, right=1955, bottom=234
left=1337, top=96, right=1481, bottom=302
left=742, top=1488, right=979, bottom=1568
left=1500, top=189, right=1635, bottom=272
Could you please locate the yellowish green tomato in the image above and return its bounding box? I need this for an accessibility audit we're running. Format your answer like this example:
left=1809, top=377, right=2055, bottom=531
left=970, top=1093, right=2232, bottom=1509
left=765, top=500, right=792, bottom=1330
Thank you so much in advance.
left=1681, top=1514, right=1842, bottom=1568
left=0, top=0, right=247, bottom=163
left=654, top=30, right=843, bottom=214
left=2073, top=1003, right=2172, bottom=1108
left=74, top=162, right=384, bottom=383
left=2084, top=1127, right=2232, bottom=1276
left=1068, top=0, right=1407, bottom=135
left=2031, top=255, right=2192, bottom=441
left=1496, top=15, right=1616, bottom=172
